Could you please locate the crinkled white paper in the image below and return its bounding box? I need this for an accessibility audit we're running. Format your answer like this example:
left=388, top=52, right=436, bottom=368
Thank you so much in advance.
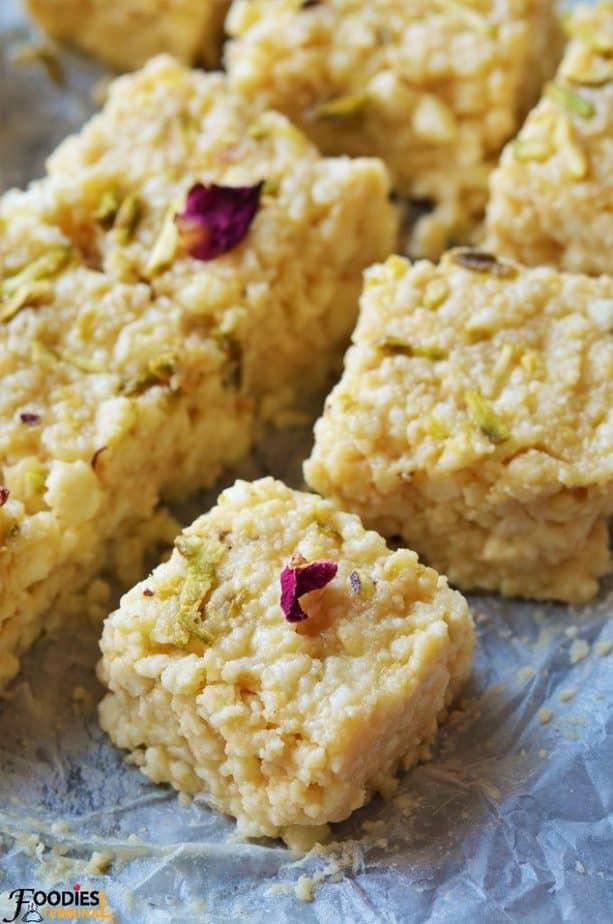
left=1, top=3, right=611, bottom=921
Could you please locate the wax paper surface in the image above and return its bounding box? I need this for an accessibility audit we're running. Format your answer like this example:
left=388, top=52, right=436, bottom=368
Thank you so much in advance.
left=0, top=2, right=611, bottom=921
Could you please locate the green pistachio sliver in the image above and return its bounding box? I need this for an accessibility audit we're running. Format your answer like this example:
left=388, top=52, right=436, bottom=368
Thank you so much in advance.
left=11, top=41, right=64, bottom=85
left=145, top=214, right=178, bottom=277
left=545, top=82, right=595, bottom=118
left=0, top=281, right=53, bottom=323
left=1, top=247, right=71, bottom=298
left=247, top=122, right=270, bottom=140
left=262, top=177, right=281, bottom=197
left=175, top=535, right=226, bottom=644
left=465, top=390, right=510, bottom=444
left=113, top=194, right=143, bottom=241
left=423, top=278, right=450, bottom=310
left=378, top=337, right=448, bottom=361
left=312, top=93, right=369, bottom=120
left=93, top=190, right=120, bottom=223
left=513, top=138, right=553, bottom=163
left=123, top=352, right=177, bottom=396
left=451, top=249, right=517, bottom=279
left=465, top=325, right=492, bottom=344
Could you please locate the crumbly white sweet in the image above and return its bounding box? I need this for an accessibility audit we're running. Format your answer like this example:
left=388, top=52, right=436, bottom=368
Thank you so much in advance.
left=485, top=2, right=613, bottom=275
left=24, top=0, right=230, bottom=69
left=305, top=252, right=613, bottom=603
left=0, top=57, right=396, bottom=687
left=98, top=477, right=474, bottom=843
left=225, top=0, right=562, bottom=258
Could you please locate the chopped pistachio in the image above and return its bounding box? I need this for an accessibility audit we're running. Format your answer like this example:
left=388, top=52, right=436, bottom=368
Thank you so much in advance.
left=247, top=122, right=270, bottom=140
left=145, top=213, right=178, bottom=277
left=451, top=249, right=516, bottom=278
left=513, top=138, right=553, bottom=163
left=93, top=191, right=120, bottom=224
left=312, top=93, right=369, bottom=120
left=545, top=82, right=595, bottom=118
left=123, top=352, right=177, bottom=396
left=11, top=41, right=64, bottom=85
left=113, top=194, right=143, bottom=242
left=378, top=337, right=448, bottom=360
left=465, top=390, right=510, bottom=444
left=556, top=116, right=589, bottom=180
left=0, top=281, right=53, bottom=323
left=174, top=535, right=226, bottom=643
left=262, top=177, right=281, bottom=197
left=423, top=278, right=450, bottom=311
left=316, top=520, right=343, bottom=542
left=212, top=335, right=243, bottom=390
left=1, top=247, right=71, bottom=298
left=465, top=325, right=492, bottom=344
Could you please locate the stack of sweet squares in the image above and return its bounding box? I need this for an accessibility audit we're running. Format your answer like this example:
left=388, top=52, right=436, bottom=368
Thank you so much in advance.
left=2, top=0, right=611, bottom=844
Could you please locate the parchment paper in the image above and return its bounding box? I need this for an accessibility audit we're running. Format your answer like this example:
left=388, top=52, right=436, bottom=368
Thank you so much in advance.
left=0, top=2, right=611, bottom=921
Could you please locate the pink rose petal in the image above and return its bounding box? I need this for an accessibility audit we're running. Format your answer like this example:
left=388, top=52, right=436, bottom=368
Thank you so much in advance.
left=175, top=182, right=263, bottom=261
left=280, top=558, right=338, bottom=623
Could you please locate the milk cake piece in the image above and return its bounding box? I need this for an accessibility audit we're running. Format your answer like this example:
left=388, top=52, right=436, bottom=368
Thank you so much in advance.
left=0, top=58, right=396, bottom=687
left=486, top=2, right=613, bottom=275
left=225, top=0, right=562, bottom=258
left=305, top=252, right=613, bottom=603
left=98, top=478, right=474, bottom=843
left=25, top=0, right=230, bottom=69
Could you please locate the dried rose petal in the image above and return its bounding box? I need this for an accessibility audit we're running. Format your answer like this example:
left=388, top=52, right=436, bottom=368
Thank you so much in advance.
left=19, top=412, right=40, bottom=425
left=175, top=182, right=263, bottom=261
left=280, top=558, right=338, bottom=623
left=143, top=588, right=155, bottom=597
left=0, top=487, right=9, bottom=507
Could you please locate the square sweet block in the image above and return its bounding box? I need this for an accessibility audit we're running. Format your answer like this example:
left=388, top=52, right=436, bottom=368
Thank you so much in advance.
left=225, top=0, right=562, bottom=258
left=485, top=2, right=613, bottom=275
left=98, top=478, right=474, bottom=844
left=0, top=58, right=395, bottom=687
left=305, top=252, right=613, bottom=603
left=25, top=0, right=230, bottom=69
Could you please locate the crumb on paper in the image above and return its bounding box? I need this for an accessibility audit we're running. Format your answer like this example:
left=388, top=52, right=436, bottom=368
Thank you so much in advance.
left=85, top=851, right=113, bottom=875
left=575, top=860, right=586, bottom=875
left=517, top=665, right=536, bottom=683
left=50, top=820, right=70, bottom=836
left=538, top=749, right=549, bottom=760
left=537, top=708, right=553, bottom=725
left=565, top=625, right=578, bottom=638
left=595, top=641, right=612, bottom=657
left=569, top=639, right=590, bottom=664
left=558, top=688, right=576, bottom=703
left=295, top=875, right=315, bottom=903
